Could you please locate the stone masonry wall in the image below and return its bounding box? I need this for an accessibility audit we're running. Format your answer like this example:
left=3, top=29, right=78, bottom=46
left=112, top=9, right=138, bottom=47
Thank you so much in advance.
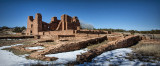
left=26, top=13, right=80, bottom=35
left=77, top=30, right=109, bottom=34
left=76, top=35, right=142, bottom=63
left=29, top=35, right=107, bottom=61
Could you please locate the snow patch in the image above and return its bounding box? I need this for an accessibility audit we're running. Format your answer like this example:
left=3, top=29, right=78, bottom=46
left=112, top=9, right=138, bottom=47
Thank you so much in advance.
left=0, top=44, right=58, bottom=66
left=80, top=48, right=159, bottom=66
left=45, top=49, right=88, bottom=64
left=0, top=44, right=23, bottom=50
left=0, top=39, right=23, bottom=40
left=0, top=44, right=36, bottom=66
left=0, top=44, right=88, bottom=65
left=25, top=46, right=45, bottom=50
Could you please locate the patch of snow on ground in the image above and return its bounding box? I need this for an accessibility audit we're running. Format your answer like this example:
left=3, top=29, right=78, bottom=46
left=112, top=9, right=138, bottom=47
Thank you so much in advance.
left=0, top=44, right=62, bottom=66
left=0, top=44, right=88, bottom=66
left=0, top=44, right=36, bottom=66
left=25, top=46, right=45, bottom=50
left=0, top=39, right=23, bottom=40
left=80, top=48, right=159, bottom=66
left=0, top=44, right=23, bottom=49
left=45, top=49, right=88, bottom=64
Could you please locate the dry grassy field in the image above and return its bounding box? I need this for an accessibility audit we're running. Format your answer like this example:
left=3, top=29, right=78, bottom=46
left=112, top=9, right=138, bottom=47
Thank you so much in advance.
left=128, top=39, right=160, bottom=62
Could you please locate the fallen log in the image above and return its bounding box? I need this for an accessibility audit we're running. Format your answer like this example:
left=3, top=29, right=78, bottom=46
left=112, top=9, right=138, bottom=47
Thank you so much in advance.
left=76, top=35, right=141, bottom=63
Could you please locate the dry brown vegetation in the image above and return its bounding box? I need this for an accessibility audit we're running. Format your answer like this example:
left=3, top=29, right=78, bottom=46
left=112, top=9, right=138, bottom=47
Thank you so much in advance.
left=133, top=44, right=160, bottom=57
left=127, top=39, right=160, bottom=62
left=0, top=39, right=39, bottom=55
left=2, top=48, right=32, bottom=55
left=0, top=39, right=37, bottom=47
left=87, top=40, right=109, bottom=49
left=131, top=39, right=160, bottom=57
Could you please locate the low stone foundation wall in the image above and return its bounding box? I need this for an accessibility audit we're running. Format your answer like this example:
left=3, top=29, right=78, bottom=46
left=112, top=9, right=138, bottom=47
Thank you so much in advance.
left=0, top=36, right=34, bottom=39
left=77, top=30, right=109, bottom=34
left=29, top=35, right=107, bottom=61
left=107, top=36, right=122, bottom=41
left=11, top=43, right=46, bottom=52
left=46, top=35, right=107, bottom=54
left=40, top=35, right=58, bottom=40
left=40, top=35, right=75, bottom=40
left=58, top=35, right=75, bottom=38
left=76, top=35, right=141, bottom=63
left=39, top=30, right=74, bottom=35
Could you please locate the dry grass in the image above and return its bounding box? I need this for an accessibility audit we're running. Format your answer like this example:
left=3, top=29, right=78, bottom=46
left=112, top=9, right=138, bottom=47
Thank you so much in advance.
left=133, top=44, right=160, bottom=57
left=131, top=40, right=160, bottom=57
left=127, top=39, right=160, bottom=62
left=0, top=34, right=22, bottom=37
left=87, top=40, right=108, bottom=49
left=153, top=34, right=160, bottom=39
left=0, top=39, right=37, bottom=47
left=2, top=48, right=31, bottom=55
left=0, top=31, right=22, bottom=37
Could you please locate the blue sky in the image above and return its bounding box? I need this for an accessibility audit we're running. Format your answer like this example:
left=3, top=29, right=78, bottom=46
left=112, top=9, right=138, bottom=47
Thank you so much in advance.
left=0, top=0, right=160, bottom=31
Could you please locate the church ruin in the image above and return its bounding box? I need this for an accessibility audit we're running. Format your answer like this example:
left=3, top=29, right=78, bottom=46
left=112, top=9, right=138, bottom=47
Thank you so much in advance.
left=26, top=13, right=80, bottom=35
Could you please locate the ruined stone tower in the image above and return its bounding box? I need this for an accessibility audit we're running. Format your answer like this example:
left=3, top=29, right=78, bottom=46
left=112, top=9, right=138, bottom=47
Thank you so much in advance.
left=26, top=13, right=80, bottom=35
left=26, top=13, right=42, bottom=35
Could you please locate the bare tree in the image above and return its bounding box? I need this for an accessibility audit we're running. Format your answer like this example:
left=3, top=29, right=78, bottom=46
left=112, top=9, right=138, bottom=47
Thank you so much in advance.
left=80, top=21, right=94, bottom=30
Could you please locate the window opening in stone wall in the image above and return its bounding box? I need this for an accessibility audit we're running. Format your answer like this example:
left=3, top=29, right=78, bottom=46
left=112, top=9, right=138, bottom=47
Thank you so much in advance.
left=31, top=24, right=33, bottom=28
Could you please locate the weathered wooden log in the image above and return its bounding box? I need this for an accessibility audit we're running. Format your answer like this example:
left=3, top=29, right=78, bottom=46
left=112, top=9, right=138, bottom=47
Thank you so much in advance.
left=76, top=35, right=141, bottom=63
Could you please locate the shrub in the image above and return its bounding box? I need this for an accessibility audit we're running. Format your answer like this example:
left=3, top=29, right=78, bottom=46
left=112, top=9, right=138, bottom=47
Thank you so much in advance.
left=13, top=26, right=26, bottom=33
left=129, top=30, right=135, bottom=35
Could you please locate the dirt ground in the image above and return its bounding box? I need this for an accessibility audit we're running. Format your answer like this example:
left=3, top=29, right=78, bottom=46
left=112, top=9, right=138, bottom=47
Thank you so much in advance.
left=0, top=38, right=38, bottom=47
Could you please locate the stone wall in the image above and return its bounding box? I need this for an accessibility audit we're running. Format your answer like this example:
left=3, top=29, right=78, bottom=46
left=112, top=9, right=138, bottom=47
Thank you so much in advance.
left=50, top=30, right=74, bottom=35
left=26, top=13, right=80, bottom=36
left=45, top=35, right=107, bottom=54
left=29, top=35, right=107, bottom=61
left=42, top=22, right=49, bottom=31
left=0, top=36, right=34, bottom=39
left=39, top=30, right=75, bottom=39
left=76, top=35, right=142, bottom=63
left=26, top=13, right=42, bottom=35
left=77, top=30, right=109, bottom=34
left=39, top=30, right=74, bottom=35
left=49, top=22, right=59, bottom=31
left=107, top=35, right=122, bottom=41
left=40, top=35, right=58, bottom=40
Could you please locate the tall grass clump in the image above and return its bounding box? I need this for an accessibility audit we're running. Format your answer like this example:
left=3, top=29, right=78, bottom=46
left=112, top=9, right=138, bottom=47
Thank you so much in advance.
left=134, top=44, right=160, bottom=57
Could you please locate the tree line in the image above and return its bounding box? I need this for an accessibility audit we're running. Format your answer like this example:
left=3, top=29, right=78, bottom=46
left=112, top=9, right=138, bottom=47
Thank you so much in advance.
left=0, top=26, right=26, bottom=33
left=95, top=28, right=160, bottom=34
left=0, top=26, right=160, bottom=34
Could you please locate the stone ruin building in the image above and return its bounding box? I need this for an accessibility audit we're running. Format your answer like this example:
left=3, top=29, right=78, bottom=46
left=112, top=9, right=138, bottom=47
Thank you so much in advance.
left=26, top=13, right=80, bottom=36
